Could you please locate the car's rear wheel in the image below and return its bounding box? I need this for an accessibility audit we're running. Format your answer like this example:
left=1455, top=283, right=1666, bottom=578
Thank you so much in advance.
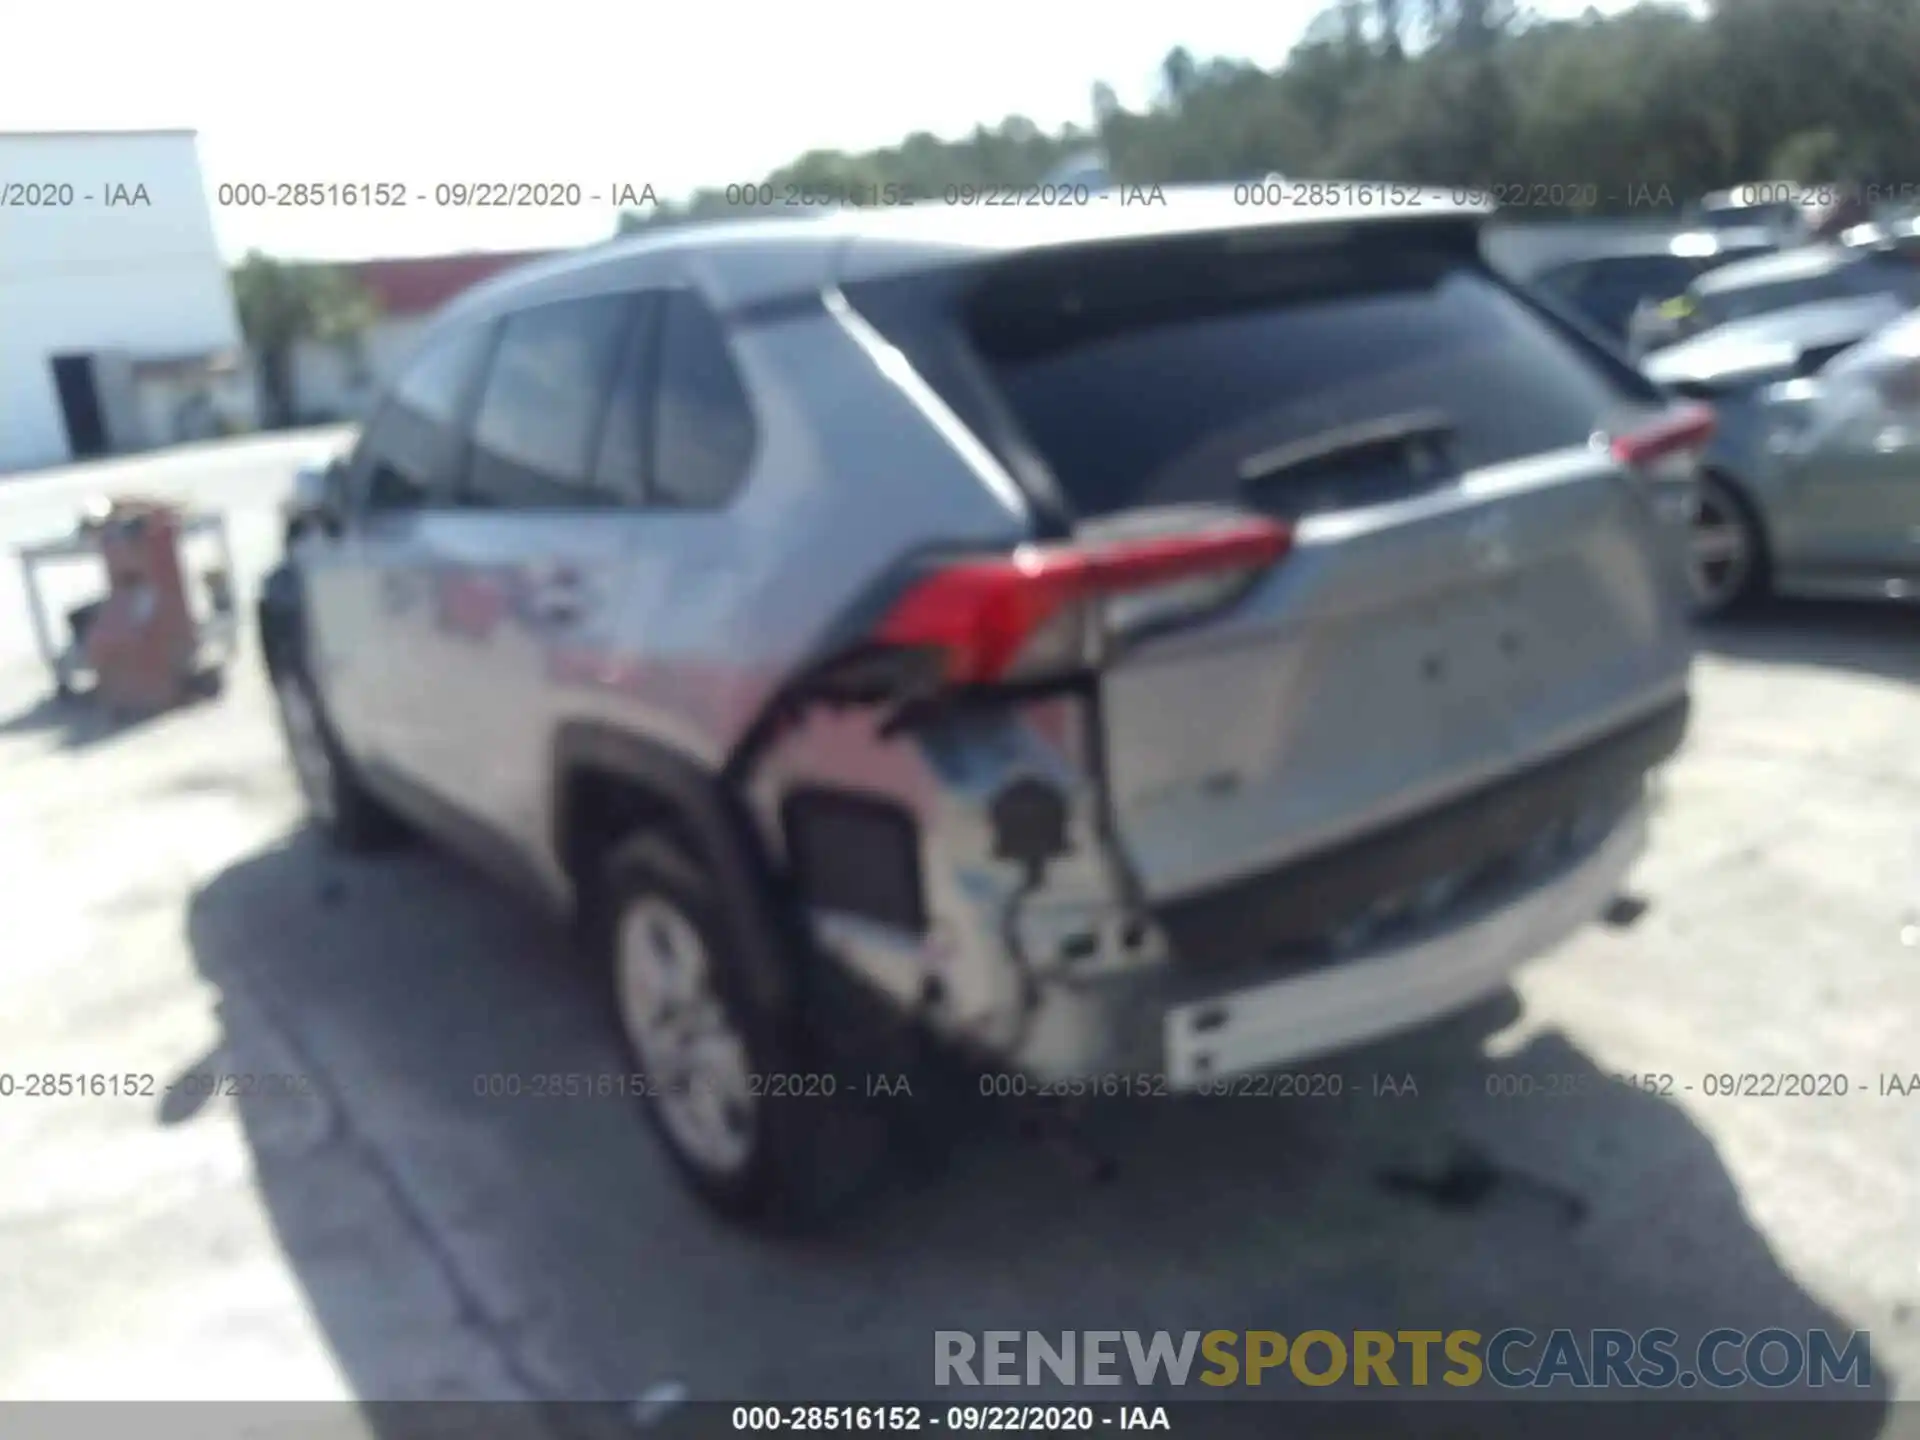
left=616, top=890, right=762, bottom=1179
left=271, top=665, right=402, bottom=849
left=1688, top=473, right=1766, bottom=617
left=596, top=832, right=886, bottom=1227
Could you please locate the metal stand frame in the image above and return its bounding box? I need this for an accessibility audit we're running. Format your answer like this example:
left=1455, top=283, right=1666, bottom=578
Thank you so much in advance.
left=16, top=511, right=240, bottom=698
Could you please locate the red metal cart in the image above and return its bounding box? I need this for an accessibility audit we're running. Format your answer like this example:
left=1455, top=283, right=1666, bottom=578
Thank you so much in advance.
left=16, top=497, right=239, bottom=709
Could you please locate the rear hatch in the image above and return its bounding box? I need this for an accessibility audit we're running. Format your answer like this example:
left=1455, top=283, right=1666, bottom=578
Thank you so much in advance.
left=841, top=214, right=1696, bottom=918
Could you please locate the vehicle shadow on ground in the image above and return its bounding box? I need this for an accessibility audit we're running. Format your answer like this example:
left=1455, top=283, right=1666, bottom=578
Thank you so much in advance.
left=0, top=675, right=226, bottom=751
left=0, top=690, right=142, bottom=750
left=1696, top=598, right=1920, bottom=684
left=183, top=832, right=1892, bottom=1440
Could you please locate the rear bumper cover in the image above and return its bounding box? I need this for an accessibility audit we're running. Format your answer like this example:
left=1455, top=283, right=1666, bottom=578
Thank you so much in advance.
left=1002, top=698, right=1686, bottom=1084
left=1161, top=797, right=1646, bottom=1086
left=1006, top=792, right=1650, bottom=1086
left=1153, top=696, right=1688, bottom=975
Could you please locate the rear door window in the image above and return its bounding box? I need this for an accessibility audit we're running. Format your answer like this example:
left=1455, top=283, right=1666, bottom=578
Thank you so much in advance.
left=464, top=295, right=632, bottom=509
left=966, top=260, right=1631, bottom=520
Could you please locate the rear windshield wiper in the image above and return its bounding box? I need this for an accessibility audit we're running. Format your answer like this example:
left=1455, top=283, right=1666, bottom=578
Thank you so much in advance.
left=1238, top=410, right=1458, bottom=486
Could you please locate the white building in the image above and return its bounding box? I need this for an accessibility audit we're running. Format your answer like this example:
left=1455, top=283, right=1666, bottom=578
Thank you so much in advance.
left=0, top=129, right=256, bottom=474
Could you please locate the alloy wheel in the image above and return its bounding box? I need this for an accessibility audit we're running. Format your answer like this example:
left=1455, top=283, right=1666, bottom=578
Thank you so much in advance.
left=1688, top=482, right=1754, bottom=614
left=615, top=895, right=759, bottom=1177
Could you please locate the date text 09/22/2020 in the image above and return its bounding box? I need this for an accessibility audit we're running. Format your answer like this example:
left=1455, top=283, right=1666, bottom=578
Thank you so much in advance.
left=464, top=1069, right=1920, bottom=1103
left=730, top=1404, right=1170, bottom=1433
left=4, top=1069, right=1912, bottom=1102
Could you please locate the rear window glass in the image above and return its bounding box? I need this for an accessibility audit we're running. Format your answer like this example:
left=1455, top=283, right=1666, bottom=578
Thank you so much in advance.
left=1543, top=254, right=1702, bottom=336
left=966, top=262, right=1628, bottom=519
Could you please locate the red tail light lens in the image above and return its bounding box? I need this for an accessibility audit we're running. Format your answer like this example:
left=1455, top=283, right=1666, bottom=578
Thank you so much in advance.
left=1611, top=403, right=1716, bottom=468
left=873, top=517, right=1293, bottom=686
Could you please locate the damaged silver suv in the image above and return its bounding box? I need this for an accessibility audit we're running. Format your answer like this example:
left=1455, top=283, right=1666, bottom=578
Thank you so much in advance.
left=260, top=192, right=1702, bottom=1221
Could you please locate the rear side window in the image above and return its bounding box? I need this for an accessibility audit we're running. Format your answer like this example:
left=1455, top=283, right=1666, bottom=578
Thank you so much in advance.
left=965, top=259, right=1630, bottom=520
left=652, top=291, right=756, bottom=508
left=465, top=295, right=631, bottom=508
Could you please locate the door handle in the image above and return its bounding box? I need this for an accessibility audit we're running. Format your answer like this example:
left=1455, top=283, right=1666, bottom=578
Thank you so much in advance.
left=527, top=591, right=583, bottom=624
left=524, top=566, right=587, bottom=624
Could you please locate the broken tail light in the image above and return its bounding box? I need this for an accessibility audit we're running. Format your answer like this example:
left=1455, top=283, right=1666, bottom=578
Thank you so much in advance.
left=871, top=516, right=1293, bottom=688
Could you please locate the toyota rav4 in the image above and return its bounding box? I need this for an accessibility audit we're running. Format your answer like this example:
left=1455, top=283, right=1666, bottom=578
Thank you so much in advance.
left=260, top=192, right=1702, bottom=1222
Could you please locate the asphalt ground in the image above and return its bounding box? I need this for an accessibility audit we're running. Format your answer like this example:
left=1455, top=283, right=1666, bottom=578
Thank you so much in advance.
left=0, top=438, right=1914, bottom=1437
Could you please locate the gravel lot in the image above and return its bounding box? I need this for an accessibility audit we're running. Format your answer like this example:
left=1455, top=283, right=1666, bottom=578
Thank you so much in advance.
left=0, top=439, right=1914, bottom=1436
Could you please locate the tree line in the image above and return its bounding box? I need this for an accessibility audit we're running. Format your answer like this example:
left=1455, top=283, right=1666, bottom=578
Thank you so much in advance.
left=235, top=0, right=1916, bottom=426
left=618, top=0, right=1920, bottom=233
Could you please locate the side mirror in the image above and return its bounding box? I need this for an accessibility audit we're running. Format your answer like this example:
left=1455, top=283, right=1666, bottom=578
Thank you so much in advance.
left=287, top=459, right=345, bottom=537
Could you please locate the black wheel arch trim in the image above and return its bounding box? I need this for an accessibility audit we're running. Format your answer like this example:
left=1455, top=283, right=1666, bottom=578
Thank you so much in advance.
left=257, top=561, right=307, bottom=677
left=552, top=722, right=804, bottom=1021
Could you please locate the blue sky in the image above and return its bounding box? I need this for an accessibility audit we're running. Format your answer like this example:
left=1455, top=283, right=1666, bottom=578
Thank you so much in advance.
left=7, top=0, right=1642, bottom=262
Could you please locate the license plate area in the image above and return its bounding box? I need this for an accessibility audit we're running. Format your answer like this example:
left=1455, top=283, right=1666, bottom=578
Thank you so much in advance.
left=1151, top=698, right=1687, bottom=979
left=1160, top=790, right=1654, bottom=1090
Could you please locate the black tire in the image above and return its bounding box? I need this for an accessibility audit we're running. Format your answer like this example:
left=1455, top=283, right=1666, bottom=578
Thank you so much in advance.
left=593, top=831, right=888, bottom=1228
left=270, top=661, right=405, bottom=851
left=1689, top=472, right=1769, bottom=618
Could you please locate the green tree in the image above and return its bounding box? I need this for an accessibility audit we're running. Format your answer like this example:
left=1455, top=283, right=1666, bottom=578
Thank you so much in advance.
left=609, top=0, right=1920, bottom=237
left=231, top=252, right=379, bottom=428
left=1162, top=46, right=1200, bottom=106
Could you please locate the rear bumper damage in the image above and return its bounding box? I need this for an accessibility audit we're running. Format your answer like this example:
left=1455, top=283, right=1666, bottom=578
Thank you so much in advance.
left=760, top=686, right=1684, bottom=1090
left=998, top=697, right=1684, bottom=1085
left=1011, top=793, right=1649, bottom=1087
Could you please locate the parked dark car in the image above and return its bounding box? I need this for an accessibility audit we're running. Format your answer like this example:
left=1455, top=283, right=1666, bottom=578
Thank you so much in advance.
left=1491, top=227, right=1778, bottom=344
